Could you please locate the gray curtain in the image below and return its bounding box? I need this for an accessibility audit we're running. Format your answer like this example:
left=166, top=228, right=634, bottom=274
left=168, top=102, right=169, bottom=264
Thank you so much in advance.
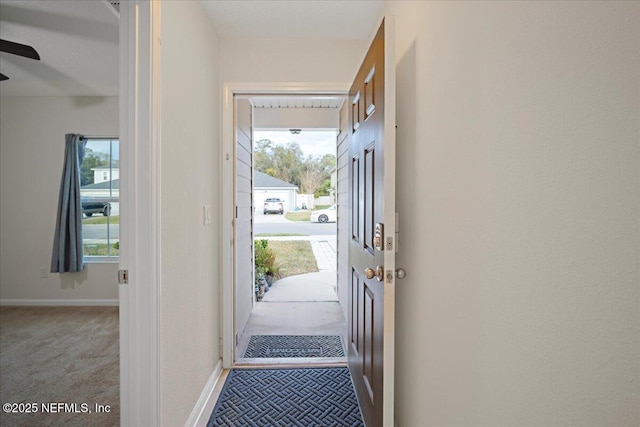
left=50, top=134, right=87, bottom=273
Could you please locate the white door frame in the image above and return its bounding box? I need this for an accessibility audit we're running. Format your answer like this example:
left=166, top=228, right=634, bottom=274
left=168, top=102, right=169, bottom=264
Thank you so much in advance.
left=221, top=82, right=349, bottom=368
left=119, top=1, right=162, bottom=425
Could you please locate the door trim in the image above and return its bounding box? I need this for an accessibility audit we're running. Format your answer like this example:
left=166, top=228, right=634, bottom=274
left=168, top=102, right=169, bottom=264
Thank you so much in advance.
left=119, top=1, right=162, bottom=425
left=221, top=82, right=349, bottom=368
left=380, top=16, right=396, bottom=427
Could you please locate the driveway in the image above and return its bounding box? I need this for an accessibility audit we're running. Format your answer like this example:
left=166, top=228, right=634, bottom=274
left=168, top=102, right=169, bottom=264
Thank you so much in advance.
left=254, top=212, right=291, bottom=224
left=255, top=211, right=336, bottom=236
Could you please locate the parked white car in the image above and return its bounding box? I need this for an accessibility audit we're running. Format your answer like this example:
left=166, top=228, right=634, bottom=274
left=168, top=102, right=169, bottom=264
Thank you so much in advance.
left=310, top=205, right=337, bottom=223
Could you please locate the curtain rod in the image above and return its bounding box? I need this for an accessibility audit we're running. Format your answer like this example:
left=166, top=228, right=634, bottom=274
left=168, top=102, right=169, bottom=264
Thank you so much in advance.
left=79, top=135, right=118, bottom=140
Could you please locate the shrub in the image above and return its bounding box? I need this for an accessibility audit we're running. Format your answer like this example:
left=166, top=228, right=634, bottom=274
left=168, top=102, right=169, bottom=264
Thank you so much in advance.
left=254, top=239, right=279, bottom=279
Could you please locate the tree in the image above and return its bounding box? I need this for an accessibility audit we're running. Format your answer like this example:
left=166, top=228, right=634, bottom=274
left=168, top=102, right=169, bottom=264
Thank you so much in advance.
left=254, top=139, right=304, bottom=186
left=80, top=148, right=110, bottom=186
left=270, top=143, right=304, bottom=185
left=254, top=139, right=274, bottom=175
left=303, top=154, right=336, bottom=196
left=253, top=138, right=336, bottom=195
left=300, top=167, right=324, bottom=195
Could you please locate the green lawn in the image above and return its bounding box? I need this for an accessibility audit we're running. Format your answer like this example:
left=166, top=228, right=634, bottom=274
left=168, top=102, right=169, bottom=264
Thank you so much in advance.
left=285, top=211, right=311, bottom=221
left=284, top=206, right=333, bottom=222
left=83, top=215, right=120, bottom=225
left=255, top=233, right=307, bottom=237
left=267, top=240, right=318, bottom=278
left=83, top=243, right=120, bottom=257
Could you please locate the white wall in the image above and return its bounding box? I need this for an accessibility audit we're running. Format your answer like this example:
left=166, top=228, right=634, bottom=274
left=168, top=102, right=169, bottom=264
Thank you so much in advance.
left=383, top=1, right=640, bottom=426
left=159, top=1, right=220, bottom=425
left=0, top=96, right=119, bottom=303
left=220, top=38, right=367, bottom=84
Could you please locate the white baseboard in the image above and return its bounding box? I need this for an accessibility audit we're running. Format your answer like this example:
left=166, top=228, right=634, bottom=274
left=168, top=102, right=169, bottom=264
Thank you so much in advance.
left=0, top=299, right=119, bottom=307
left=185, top=359, right=224, bottom=427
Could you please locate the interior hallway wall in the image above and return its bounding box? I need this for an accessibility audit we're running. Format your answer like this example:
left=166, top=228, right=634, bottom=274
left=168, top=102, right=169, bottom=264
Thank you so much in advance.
left=383, top=1, right=640, bottom=426
left=220, top=38, right=367, bottom=84
left=159, top=1, right=220, bottom=424
left=0, top=96, right=119, bottom=303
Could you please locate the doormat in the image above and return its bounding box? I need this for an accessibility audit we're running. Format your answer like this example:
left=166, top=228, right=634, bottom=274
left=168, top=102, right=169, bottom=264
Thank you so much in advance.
left=244, top=335, right=345, bottom=358
left=207, top=367, right=364, bottom=427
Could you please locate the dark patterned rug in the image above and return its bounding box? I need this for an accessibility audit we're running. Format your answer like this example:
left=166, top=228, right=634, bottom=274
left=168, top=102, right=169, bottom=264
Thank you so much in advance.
left=207, top=367, right=364, bottom=427
left=244, top=335, right=345, bottom=358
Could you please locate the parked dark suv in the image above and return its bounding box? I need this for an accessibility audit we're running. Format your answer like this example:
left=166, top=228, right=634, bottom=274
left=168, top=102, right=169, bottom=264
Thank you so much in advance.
left=263, top=198, right=284, bottom=215
left=82, top=199, right=111, bottom=217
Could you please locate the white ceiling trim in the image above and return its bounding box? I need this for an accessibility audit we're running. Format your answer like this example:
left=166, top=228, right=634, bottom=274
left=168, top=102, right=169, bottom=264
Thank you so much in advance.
left=251, top=96, right=344, bottom=109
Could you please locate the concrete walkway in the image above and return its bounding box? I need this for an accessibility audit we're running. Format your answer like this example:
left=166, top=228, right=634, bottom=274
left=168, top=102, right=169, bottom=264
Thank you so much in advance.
left=262, top=271, right=337, bottom=302
left=259, top=235, right=337, bottom=302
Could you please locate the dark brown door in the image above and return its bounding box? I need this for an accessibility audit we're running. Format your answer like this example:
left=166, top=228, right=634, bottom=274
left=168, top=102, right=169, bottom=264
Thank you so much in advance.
left=348, top=18, right=396, bottom=427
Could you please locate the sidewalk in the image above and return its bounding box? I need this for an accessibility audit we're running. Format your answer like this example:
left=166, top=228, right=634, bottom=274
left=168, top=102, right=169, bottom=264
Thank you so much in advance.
left=261, top=271, right=337, bottom=302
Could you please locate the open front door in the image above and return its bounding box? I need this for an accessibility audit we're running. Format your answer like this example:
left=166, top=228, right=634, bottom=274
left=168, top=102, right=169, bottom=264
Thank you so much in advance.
left=348, top=18, right=396, bottom=427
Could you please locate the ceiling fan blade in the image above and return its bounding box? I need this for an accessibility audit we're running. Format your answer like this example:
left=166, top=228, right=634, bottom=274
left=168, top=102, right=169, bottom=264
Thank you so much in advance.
left=0, top=73, right=8, bottom=81
left=0, top=39, right=40, bottom=61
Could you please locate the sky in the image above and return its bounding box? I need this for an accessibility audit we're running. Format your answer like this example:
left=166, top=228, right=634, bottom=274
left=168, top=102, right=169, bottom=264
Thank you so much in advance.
left=86, top=139, right=119, bottom=162
left=253, top=130, right=337, bottom=159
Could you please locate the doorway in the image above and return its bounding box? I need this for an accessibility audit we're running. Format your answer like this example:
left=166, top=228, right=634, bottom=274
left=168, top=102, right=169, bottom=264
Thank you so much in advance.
left=226, top=92, right=350, bottom=366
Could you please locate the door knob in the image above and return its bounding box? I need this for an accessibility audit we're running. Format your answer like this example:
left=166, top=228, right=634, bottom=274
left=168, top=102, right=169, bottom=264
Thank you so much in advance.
left=395, top=268, right=406, bottom=279
left=364, top=266, right=384, bottom=281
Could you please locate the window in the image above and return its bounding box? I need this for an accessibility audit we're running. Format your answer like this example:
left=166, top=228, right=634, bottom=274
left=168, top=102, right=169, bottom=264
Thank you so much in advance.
left=80, top=138, right=119, bottom=260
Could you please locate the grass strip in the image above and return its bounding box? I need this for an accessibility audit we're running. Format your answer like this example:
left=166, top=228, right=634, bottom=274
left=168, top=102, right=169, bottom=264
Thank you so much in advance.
left=83, top=215, right=120, bottom=225
left=285, top=211, right=311, bottom=221
left=267, top=240, right=318, bottom=278
left=83, top=243, right=120, bottom=257
left=255, top=233, right=308, bottom=237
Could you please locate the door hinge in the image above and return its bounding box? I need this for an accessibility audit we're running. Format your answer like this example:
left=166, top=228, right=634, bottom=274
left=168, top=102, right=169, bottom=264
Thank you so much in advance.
left=118, top=269, right=129, bottom=284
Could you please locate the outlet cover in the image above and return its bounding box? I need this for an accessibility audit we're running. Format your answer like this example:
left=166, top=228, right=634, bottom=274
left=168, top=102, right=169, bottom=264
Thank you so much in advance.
left=40, top=268, right=48, bottom=278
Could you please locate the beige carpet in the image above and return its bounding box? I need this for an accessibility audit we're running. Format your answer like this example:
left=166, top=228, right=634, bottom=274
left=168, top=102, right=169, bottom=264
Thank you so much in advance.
left=0, top=306, right=119, bottom=427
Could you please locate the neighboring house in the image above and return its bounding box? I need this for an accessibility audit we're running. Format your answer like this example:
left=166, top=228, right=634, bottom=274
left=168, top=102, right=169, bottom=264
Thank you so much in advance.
left=253, top=171, right=298, bottom=212
left=80, top=178, right=120, bottom=199
left=92, top=167, right=119, bottom=183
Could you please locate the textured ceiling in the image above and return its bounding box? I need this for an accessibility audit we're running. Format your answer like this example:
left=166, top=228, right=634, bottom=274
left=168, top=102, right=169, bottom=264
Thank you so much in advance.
left=0, top=0, right=119, bottom=96
left=202, top=0, right=383, bottom=40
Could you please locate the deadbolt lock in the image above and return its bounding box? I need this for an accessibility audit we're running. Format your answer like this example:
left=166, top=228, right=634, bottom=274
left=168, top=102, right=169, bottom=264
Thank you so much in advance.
left=374, top=223, right=384, bottom=251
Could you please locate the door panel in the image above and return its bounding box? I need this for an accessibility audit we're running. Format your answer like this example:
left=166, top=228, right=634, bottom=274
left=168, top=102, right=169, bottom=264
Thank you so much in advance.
left=348, top=18, right=395, bottom=427
left=364, top=146, right=375, bottom=252
left=351, top=157, right=360, bottom=241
